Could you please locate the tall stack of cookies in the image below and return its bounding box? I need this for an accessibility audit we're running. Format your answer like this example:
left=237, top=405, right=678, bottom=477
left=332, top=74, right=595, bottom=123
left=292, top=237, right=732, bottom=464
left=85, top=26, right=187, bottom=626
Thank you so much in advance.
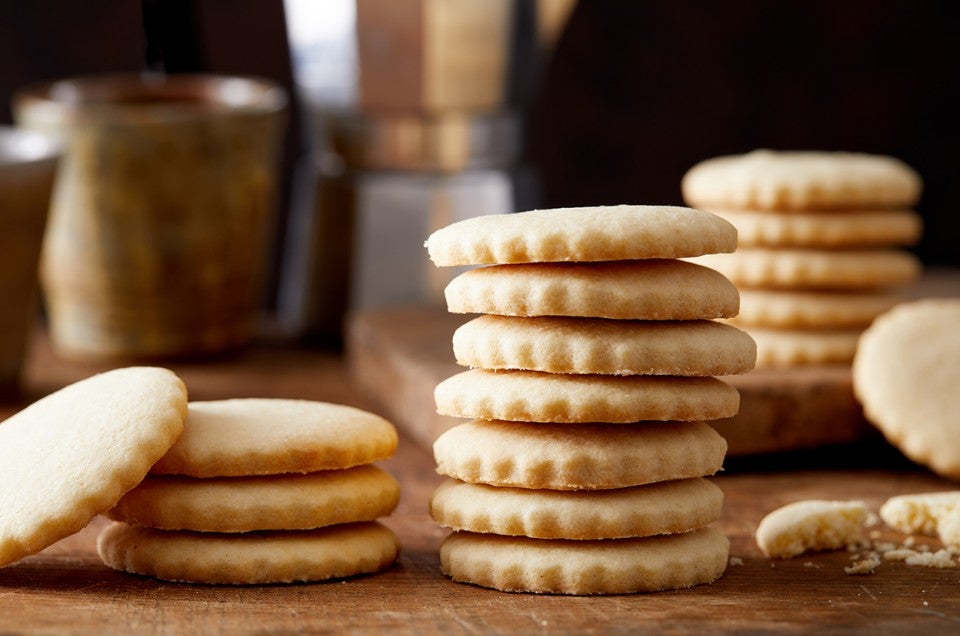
left=682, top=150, right=923, bottom=367
left=424, top=205, right=757, bottom=595
left=98, top=398, right=402, bottom=585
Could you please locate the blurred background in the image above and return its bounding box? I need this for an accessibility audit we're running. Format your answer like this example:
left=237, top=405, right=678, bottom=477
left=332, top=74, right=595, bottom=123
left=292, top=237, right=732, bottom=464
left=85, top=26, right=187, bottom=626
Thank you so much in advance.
left=2, top=0, right=957, bottom=345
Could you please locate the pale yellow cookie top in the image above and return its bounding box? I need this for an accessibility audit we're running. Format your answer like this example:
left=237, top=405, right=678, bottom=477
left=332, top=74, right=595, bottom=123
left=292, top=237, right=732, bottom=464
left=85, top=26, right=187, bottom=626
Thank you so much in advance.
left=434, top=368, right=740, bottom=423
left=151, top=398, right=398, bottom=477
left=0, top=367, right=187, bottom=568
left=430, top=477, right=723, bottom=540
left=425, top=205, right=737, bottom=266
left=433, top=419, right=727, bottom=490
left=452, top=314, right=756, bottom=376
left=445, top=259, right=740, bottom=320
left=853, top=300, right=960, bottom=479
left=879, top=491, right=960, bottom=537
left=755, top=499, right=867, bottom=558
left=682, top=150, right=922, bottom=210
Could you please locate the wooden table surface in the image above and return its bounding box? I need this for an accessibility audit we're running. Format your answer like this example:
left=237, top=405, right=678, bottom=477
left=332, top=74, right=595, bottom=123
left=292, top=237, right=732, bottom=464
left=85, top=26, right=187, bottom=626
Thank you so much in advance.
left=2, top=330, right=960, bottom=635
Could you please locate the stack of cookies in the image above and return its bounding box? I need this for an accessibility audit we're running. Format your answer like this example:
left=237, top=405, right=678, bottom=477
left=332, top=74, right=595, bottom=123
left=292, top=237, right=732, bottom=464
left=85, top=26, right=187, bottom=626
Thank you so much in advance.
left=682, top=150, right=923, bottom=366
left=424, top=205, right=757, bottom=595
left=98, top=398, right=402, bottom=585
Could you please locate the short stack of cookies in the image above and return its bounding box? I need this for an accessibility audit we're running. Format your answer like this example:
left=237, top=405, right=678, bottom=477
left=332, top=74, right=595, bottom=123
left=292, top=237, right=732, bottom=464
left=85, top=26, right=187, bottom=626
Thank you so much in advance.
left=98, top=398, right=402, bottom=585
left=682, top=150, right=923, bottom=367
left=424, top=205, right=757, bottom=595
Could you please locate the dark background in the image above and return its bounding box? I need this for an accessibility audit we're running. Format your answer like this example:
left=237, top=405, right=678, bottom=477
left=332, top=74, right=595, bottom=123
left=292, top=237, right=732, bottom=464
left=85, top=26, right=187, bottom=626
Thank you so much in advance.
left=2, top=0, right=957, bottom=301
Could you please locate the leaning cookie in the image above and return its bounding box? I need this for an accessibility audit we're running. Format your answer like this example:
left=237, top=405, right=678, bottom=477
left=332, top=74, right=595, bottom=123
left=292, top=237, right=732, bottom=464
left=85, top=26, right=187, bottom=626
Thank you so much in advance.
left=151, top=399, right=398, bottom=478
left=853, top=300, right=960, bottom=479
left=0, top=367, right=187, bottom=568
left=425, top=205, right=737, bottom=266
left=440, top=527, right=729, bottom=595
left=106, top=465, right=400, bottom=533
left=97, top=521, right=400, bottom=585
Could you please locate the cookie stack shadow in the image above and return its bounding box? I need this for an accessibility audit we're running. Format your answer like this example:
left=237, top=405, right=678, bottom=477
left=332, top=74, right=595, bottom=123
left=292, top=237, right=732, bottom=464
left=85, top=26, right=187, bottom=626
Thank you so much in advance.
left=683, top=150, right=923, bottom=367
left=98, top=398, right=402, bottom=585
left=424, top=205, right=757, bottom=594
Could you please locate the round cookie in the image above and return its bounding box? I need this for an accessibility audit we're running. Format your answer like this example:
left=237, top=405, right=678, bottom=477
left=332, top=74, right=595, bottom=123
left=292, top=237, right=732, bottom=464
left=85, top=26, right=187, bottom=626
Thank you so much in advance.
left=440, top=527, right=730, bottom=595
left=97, top=521, right=400, bottom=585
left=151, top=399, right=398, bottom=477
left=710, top=208, right=922, bottom=248
left=444, top=259, right=740, bottom=320
left=690, top=248, right=922, bottom=290
left=452, top=315, right=756, bottom=376
left=853, top=299, right=960, bottom=479
left=748, top=327, right=863, bottom=367
left=682, top=150, right=922, bottom=210
left=430, top=477, right=723, bottom=540
left=0, top=367, right=187, bottom=568
left=434, top=369, right=740, bottom=423
left=732, top=289, right=903, bottom=329
left=433, top=420, right=727, bottom=490
left=425, top=205, right=737, bottom=266
left=106, top=465, right=400, bottom=533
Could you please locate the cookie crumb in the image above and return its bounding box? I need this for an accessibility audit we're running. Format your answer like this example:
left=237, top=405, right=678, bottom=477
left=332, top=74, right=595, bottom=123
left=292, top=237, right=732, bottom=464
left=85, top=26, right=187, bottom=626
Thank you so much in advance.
left=729, top=556, right=744, bottom=566
left=904, top=549, right=956, bottom=569
left=845, top=556, right=881, bottom=575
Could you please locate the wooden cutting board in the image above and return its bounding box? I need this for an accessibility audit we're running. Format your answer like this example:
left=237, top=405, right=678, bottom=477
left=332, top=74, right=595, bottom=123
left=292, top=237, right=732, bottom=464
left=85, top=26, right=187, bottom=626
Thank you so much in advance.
left=346, top=268, right=960, bottom=456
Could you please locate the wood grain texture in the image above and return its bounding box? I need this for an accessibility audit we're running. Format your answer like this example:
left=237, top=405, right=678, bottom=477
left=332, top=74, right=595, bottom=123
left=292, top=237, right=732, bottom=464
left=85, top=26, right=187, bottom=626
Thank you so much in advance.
left=2, top=320, right=960, bottom=633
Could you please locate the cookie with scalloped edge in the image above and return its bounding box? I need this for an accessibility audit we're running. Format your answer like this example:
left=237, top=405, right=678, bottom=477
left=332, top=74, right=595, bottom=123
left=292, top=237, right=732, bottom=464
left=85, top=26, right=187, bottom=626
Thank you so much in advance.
left=150, top=399, right=397, bottom=478
left=425, top=205, right=737, bottom=266
left=97, top=521, right=400, bottom=585
left=853, top=299, right=960, bottom=479
left=452, top=315, right=756, bottom=376
left=682, top=150, right=922, bottom=211
left=690, top=248, right=921, bottom=290
left=430, top=477, right=723, bottom=540
left=433, top=420, right=727, bottom=490
left=435, top=368, right=739, bottom=423
left=106, top=465, right=400, bottom=533
left=731, top=289, right=903, bottom=329
left=709, top=208, right=922, bottom=248
left=440, top=527, right=729, bottom=594
left=746, top=327, right=862, bottom=367
left=444, top=259, right=740, bottom=319
left=0, top=367, right=186, bottom=568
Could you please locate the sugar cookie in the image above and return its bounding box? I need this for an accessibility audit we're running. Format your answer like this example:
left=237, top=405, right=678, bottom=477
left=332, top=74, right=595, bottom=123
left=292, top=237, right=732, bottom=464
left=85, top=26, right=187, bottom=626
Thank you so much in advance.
left=433, top=420, right=727, bottom=490
left=106, top=465, right=400, bottom=533
left=853, top=300, right=960, bottom=479
left=425, top=205, right=737, bottom=266
left=440, top=527, right=729, bottom=594
left=682, top=150, right=922, bottom=210
left=452, top=315, right=756, bottom=376
left=435, top=369, right=740, bottom=423
left=97, top=521, right=400, bottom=585
left=748, top=327, right=863, bottom=367
left=444, top=260, right=740, bottom=319
left=151, top=399, right=398, bottom=477
left=0, top=367, right=186, bottom=568
left=690, top=248, right=921, bottom=290
left=430, top=477, right=723, bottom=539
left=731, top=289, right=902, bottom=329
